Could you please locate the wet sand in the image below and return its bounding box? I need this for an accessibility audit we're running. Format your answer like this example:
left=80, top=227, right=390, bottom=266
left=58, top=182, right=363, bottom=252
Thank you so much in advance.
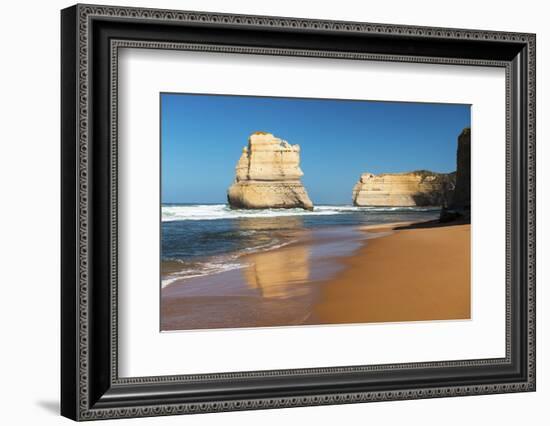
left=161, top=221, right=470, bottom=331
left=161, top=227, right=370, bottom=330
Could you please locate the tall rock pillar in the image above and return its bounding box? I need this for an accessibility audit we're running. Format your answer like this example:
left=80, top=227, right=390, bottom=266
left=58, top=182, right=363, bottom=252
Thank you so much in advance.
left=227, top=132, right=314, bottom=210
left=452, top=128, right=471, bottom=210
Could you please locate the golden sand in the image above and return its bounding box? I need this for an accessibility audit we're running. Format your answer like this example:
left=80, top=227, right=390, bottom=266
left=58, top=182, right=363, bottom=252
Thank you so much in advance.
left=314, top=223, right=471, bottom=324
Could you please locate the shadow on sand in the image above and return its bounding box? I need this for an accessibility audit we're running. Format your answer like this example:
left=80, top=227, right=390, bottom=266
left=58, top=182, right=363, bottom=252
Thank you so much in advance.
left=395, top=217, right=470, bottom=230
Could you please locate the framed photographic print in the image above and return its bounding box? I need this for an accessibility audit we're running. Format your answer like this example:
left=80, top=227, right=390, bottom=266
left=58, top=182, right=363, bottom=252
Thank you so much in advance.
left=61, top=4, right=536, bottom=421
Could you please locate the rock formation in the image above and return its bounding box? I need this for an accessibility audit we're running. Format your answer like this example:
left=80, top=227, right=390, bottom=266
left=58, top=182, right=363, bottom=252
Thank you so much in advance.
left=227, top=132, right=314, bottom=210
left=440, top=127, right=471, bottom=222
left=352, top=170, right=455, bottom=207
left=451, top=128, right=471, bottom=210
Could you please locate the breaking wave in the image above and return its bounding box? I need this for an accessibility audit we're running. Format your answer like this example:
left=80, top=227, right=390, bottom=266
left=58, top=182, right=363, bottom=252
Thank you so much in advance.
left=161, top=204, right=438, bottom=222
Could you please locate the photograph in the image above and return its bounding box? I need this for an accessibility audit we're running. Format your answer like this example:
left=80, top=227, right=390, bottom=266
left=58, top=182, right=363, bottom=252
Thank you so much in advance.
left=160, top=93, right=472, bottom=331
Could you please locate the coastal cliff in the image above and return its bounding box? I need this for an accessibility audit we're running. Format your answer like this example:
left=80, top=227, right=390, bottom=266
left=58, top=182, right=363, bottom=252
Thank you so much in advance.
left=451, top=128, right=471, bottom=210
left=352, top=170, right=455, bottom=207
left=440, top=127, right=471, bottom=222
left=227, top=132, right=314, bottom=210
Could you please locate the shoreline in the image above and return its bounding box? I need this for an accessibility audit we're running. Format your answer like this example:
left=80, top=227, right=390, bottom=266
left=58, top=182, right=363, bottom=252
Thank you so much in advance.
left=160, top=222, right=390, bottom=290
left=161, top=219, right=470, bottom=330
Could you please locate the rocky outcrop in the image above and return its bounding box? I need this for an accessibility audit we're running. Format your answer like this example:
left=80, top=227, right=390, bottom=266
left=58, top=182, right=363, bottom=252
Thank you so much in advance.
left=352, top=170, right=455, bottom=207
left=451, top=128, right=471, bottom=210
left=227, top=132, right=314, bottom=210
left=441, top=128, right=471, bottom=222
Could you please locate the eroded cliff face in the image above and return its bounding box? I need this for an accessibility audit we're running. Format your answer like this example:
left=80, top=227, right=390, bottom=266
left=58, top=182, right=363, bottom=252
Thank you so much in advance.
left=451, top=128, right=471, bottom=210
left=227, top=132, right=314, bottom=210
left=352, top=170, right=455, bottom=207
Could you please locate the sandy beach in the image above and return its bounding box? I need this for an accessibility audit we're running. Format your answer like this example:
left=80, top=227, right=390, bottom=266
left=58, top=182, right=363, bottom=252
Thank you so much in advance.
left=314, top=221, right=471, bottom=324
left=161, top=219, right=470, bottom=331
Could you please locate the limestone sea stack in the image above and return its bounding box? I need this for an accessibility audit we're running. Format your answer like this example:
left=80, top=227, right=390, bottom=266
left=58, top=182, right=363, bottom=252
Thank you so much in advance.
left=227, top=132, right=314, bottom=211
left=352, top=170, right=455, bottom=207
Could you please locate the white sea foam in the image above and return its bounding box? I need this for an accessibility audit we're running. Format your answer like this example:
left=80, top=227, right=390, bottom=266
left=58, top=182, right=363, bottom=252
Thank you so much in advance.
left=161, top=261, right=246, bottom=288
left=161, top=238, right=298, bottom=288
left=161, top=204, right=437, bottom=222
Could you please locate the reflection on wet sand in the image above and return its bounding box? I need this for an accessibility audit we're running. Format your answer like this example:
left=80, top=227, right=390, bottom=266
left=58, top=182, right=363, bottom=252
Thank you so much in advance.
left=234, top=215, right=304, bottom=231
left=237, top=216, right=312, bottom=299
left=244, top=244, right=310, bottom=298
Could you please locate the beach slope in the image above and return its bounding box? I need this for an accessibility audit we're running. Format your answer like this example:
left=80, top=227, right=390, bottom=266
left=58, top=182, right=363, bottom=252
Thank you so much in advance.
left=314, top=222, right=471, bottom=324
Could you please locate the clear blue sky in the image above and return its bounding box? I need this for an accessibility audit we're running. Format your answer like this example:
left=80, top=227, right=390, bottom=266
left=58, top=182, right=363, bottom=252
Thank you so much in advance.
left=161, top=93, right=470, bottom=205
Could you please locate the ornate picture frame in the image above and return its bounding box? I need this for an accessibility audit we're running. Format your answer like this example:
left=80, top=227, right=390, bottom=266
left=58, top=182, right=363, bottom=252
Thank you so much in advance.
left=61, top=4, right=535, bottom=420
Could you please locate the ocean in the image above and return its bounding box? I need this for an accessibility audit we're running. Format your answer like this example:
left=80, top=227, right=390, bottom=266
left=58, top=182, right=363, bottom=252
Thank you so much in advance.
left=161, top=203, right=441, bottom=287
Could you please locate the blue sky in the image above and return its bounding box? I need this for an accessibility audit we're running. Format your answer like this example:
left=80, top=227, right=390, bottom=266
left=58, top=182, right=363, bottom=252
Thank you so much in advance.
left=161, top=93, right=470, bottom=205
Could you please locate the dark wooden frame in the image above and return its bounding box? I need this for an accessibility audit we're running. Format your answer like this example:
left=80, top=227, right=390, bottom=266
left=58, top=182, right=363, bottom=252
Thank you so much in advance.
left=61, top=3, right=536, bottom=421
